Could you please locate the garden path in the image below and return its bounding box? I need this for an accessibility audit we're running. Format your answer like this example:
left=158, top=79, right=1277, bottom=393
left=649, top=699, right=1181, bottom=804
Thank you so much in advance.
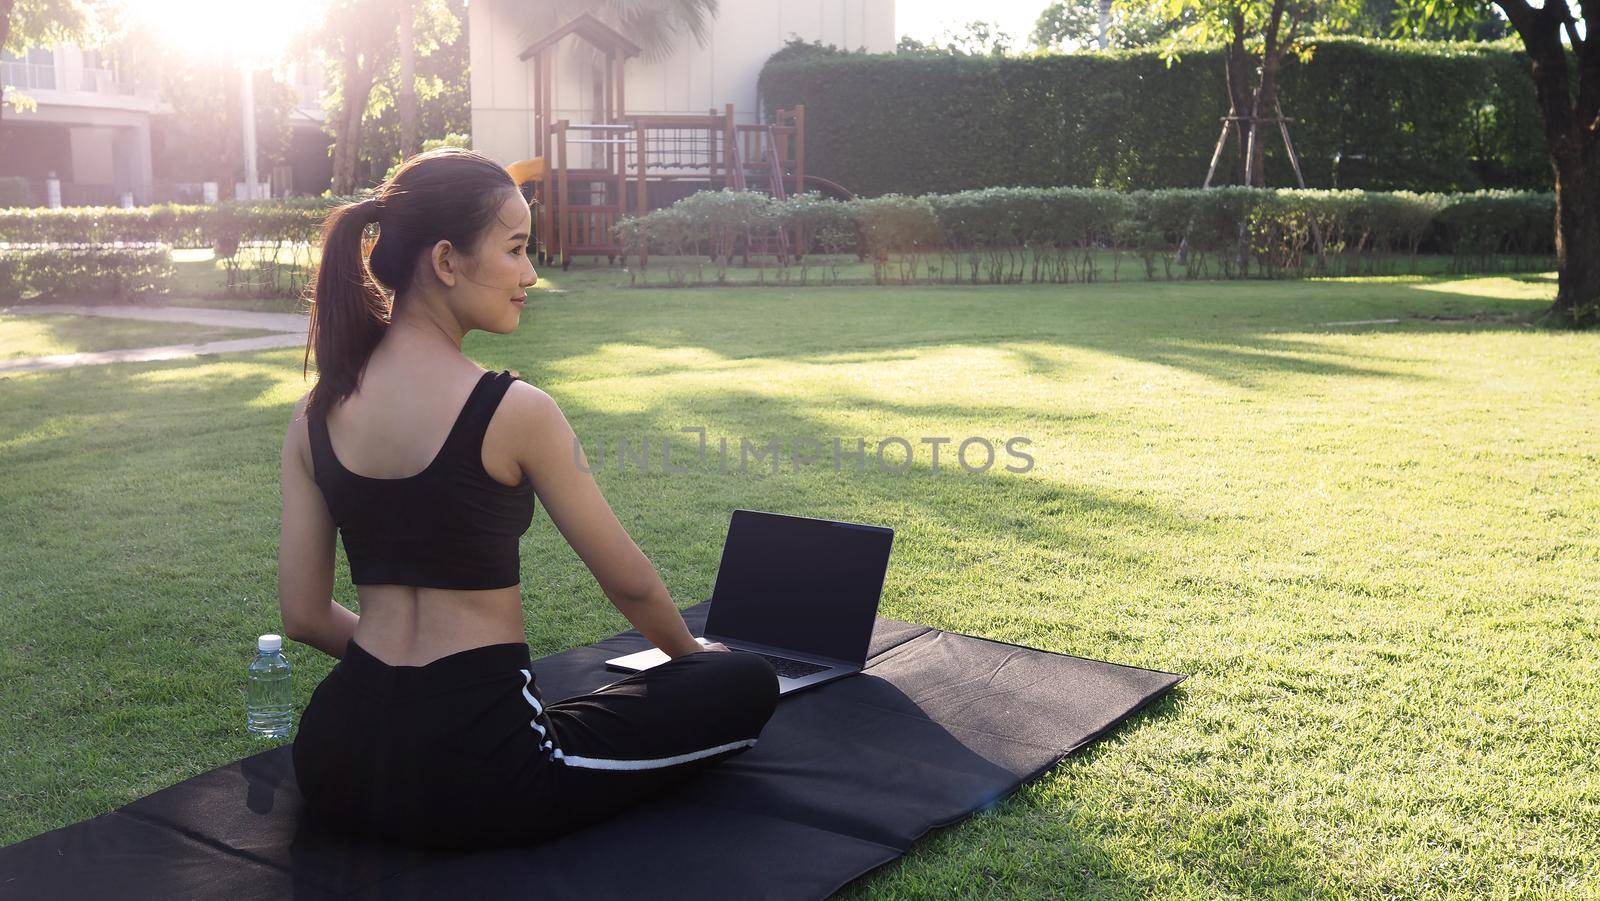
left=0, top=303, right=307, bottom=375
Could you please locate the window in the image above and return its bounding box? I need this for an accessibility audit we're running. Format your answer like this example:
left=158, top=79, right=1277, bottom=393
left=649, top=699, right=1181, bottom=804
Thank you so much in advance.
left=1, top=47, right=56, bottom=90
left=81, top=48, right=115, bottom=92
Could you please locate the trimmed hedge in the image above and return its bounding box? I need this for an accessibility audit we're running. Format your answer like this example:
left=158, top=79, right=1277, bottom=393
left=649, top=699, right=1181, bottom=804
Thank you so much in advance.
left=0, top=243, right=176, bottom=302
left=0, top=200, right=340, bottom=248
left=615, top=187, right=1554, bottom=285
left=758, top=38, right=1548, bottom=196
left=0, top=199, right=359, bottom=299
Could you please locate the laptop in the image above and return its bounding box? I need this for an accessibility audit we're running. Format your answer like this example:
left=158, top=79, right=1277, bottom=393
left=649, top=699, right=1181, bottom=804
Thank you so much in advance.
left=604, top=509, right=895, bottom=696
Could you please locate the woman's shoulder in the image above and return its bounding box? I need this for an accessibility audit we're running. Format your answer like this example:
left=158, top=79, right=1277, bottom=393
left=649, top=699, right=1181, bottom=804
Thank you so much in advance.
left=496, top=376, right=574, bottom=454
left=499, top=374, right=557, bottom=419
left=280, top=390, right=317, bottom=476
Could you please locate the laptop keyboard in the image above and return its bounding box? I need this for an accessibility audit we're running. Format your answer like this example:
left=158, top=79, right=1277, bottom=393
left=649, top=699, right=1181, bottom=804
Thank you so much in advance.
left=746, top=652, right=829, bottom=679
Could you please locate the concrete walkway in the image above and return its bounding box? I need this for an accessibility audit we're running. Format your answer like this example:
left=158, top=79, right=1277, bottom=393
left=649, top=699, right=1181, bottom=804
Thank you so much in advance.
left=0, top=333, right=306, bottom=374
left=12, top=302, right=308, bottom=333
left=0, top=303, right=308, bottom=376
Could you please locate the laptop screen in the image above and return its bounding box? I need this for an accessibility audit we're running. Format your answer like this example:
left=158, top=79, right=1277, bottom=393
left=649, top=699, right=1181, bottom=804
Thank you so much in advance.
left=705, top=510, right=894, bottom=664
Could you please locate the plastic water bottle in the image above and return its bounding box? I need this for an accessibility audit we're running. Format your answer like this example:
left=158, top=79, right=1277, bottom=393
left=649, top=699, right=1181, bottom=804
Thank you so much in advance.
left=247, top=634, right=293, bottom=738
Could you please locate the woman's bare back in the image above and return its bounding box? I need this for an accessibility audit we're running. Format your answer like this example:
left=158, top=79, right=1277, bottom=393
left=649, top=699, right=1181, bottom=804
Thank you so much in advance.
left=319, top=361, right=531, bottom=666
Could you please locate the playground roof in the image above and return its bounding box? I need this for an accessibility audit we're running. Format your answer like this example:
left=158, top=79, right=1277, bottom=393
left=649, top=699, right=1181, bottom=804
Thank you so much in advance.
left=518, top=12, right=643, bottom=61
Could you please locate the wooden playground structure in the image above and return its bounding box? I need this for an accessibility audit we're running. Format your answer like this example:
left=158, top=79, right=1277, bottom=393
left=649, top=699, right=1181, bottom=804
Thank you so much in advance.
left=504, top=14, right=853, bottom=269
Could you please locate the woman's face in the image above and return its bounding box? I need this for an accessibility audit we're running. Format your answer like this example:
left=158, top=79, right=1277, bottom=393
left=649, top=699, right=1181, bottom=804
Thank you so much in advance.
left=453, top=190, right=538, bottom=334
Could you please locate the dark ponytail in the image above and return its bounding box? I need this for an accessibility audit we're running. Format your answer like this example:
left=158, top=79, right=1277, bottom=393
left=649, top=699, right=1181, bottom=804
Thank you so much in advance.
left=302, top=147, right=521, bottom=420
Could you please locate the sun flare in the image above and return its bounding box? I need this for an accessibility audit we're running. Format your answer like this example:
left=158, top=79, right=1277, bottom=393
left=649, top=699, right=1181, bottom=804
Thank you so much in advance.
left=122, top=0, right=328, bottom=64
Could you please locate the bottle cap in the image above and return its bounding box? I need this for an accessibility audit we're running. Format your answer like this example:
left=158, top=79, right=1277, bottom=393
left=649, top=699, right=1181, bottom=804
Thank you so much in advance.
left=258, top=634, right=282, bottom=653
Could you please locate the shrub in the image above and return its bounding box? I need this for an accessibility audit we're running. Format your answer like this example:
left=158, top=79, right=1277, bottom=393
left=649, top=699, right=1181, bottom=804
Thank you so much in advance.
left=1436, top=190, right=1555, bottom=272
left=0, top=200, right=354, bottom=298
left=0, top=202, right=336, bottom=248
left=613, top=190, right=788, bottom=284
left=0, top=243, right=175, bottom=302
left=846, top=195, right=943, bottom=284
left=614, top=185, right=1554, bottom=286
left=786, top=191, right=859, bottom=255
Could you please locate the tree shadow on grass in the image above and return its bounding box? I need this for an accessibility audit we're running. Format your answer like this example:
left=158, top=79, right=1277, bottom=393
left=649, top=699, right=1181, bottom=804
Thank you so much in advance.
left=503, top=276, right=1554, bottom=399
left=516, top=380, right=1222, bottom=661
left=0, top=356, right=290, bottom=467
left=1118, top=334, right=1424, bottom=388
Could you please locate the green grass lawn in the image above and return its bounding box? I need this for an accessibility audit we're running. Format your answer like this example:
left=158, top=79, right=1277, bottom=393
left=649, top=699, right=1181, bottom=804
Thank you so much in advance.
left=1, top=271, right=1596, bottom=897
left=0, top=312, right=278, bottom=360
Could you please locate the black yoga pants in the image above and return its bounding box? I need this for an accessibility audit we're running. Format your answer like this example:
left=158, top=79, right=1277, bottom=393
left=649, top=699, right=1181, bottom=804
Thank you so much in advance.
left=291, top=637, right=780, bottom=850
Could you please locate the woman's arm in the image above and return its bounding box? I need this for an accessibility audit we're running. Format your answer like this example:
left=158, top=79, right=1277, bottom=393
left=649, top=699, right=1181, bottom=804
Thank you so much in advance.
left=504, top=382, right=704, bottom=659
left=277, top=394, right=360, bottom=659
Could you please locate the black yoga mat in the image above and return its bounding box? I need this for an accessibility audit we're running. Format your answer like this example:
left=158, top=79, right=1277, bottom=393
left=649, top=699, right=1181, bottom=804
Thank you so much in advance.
left=1, top=601, right=1184, bottom=900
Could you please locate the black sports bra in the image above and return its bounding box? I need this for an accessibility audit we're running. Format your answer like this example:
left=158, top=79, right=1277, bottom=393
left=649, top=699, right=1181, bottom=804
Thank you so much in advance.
left=308, top=369, right=537, bottom=590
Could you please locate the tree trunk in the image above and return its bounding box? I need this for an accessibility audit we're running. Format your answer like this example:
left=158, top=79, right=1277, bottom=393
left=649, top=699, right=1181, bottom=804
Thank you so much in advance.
left=332, top=51, right=376, bottom=195
left=1550, top=147, right=1600, bottom=326
left=1224, top=14, right=1252, bottom=185
left=1096, top=0, right=1111, bottom=51
left=1247, top=59, right=1282, bottom=188
left=1491, top=0, right=1598, bottom=325
left=1242, top=0, right=1288, bottom=189
left=398, top=1, right=418, bottom=159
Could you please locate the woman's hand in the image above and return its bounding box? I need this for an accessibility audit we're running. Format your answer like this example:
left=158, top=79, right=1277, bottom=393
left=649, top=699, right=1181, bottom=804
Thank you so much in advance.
left=697, top=641, right=731, bottom=653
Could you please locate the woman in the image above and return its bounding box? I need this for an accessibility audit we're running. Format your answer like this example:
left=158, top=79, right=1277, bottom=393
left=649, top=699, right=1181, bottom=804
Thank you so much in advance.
left=277, top=148, right=778, bottom=850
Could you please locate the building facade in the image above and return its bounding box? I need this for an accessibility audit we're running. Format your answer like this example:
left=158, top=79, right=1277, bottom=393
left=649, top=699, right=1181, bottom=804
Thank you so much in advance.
left=1, top=45, right=168, bottom=205
left=468, top=0, right=894, bottom=167
left=1, top=43, right=333, bottom=207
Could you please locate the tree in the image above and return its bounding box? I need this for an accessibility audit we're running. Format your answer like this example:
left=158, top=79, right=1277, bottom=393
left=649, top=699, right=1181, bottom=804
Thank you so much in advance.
left=397, top=0, right=417, bottom=158
left=360, top=0, right=467, bottom=177
left=311, top=0, right=467, bottom=193
left=1398, top=0, right=1595, bottom=325
left=1032, top=0, right=1192, bottom=51
left=313, top=0, right=395, bottom=194
left=1358, top=0, right=1506, bottom=39
left=1155, top=0, right=1367, bottom=189
left=1032, top=0, right=1102, bottom=50
left=896, top=20, right=1015, bottom=57
left=1, top=0, right=99, bottom=132
left=935, top=20, right=1015, bottom=56
left=155, top=57, right=296, bottom=189
left=1037, top=0, right=1502, bottom=54
left=595, top=0, right=720, bottom=62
